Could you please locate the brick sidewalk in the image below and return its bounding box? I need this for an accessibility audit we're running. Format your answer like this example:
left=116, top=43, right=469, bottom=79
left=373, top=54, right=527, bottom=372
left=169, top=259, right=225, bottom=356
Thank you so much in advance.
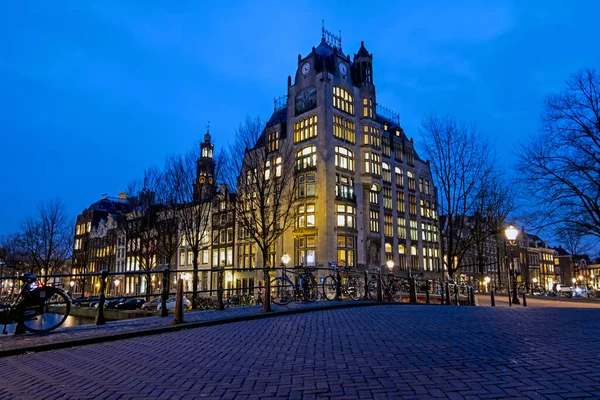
left=0, top=300, right=384, bottom=357
left=1, top=305, right=599, bottom=399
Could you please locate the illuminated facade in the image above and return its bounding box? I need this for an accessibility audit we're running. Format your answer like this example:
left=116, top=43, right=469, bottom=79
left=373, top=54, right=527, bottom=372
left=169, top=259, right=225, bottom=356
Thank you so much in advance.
left=244, top=32, right=440, bottom=278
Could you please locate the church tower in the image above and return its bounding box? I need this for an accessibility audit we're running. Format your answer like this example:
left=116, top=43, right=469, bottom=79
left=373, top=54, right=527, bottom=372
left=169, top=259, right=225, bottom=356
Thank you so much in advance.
left=195, top=125, right=216, bottom=200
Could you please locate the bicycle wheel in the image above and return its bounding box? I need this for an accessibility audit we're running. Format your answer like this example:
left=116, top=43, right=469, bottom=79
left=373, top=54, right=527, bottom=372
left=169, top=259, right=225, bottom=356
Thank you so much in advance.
left=347, top=276, right=365, bottom=300
left=271, top=277, right=294, bottom=305
left=302, top=275, right=318, bottom=302
left=367, top=277, right=380, bottom=300
left=390, top=281, right=403, bottom=303
left=322, top=275, right=337, bottom=300
left=20, top=286, right=71, bottom=333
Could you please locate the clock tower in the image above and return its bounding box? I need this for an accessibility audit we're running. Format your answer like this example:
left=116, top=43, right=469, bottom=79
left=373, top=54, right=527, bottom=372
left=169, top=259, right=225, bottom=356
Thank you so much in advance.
left=195, top=126, right=216, bottom=200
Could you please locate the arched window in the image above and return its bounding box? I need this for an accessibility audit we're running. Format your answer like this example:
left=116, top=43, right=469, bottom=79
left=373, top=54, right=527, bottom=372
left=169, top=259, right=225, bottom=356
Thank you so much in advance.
left=382, top=162, right=391, bottom=183
left=264, top=160, right=271, bottom=180
left=385, top=243, right=392, bottom=253
left=275, top=156, right=282, bottom=177
left=407, top=170, right=416, bottom=190
left=395, top=167, right=404, bottom=188
left=335, top=146, right=354, bottom=171
left=296, top=146, right=317, bottom=170
left=333, top=86, right=354, bottom=115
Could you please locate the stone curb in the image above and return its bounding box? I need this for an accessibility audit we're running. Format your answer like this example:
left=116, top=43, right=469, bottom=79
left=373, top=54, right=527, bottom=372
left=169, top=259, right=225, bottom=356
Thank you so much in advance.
left=0, top=301, right=401, bottom=358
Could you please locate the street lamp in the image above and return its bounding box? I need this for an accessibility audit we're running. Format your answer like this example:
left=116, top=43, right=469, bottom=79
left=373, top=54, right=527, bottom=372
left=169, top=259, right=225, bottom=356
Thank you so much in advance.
left=484, top=276, right=491, bottom=292
left=505, top=224, right=520, bottom=305
left=114, top=279, right=120, bottom=296
left=386, top=259, right=394, bottom=273
left=572, top=277, right=577, bottom=287
left=532, top=277, right=538, bottom=291
left=281, top=253, right=291, bottom=267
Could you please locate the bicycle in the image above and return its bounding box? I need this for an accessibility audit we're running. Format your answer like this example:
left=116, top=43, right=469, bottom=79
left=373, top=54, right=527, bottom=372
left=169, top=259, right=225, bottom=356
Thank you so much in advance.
left=271, top=265, right=318, bottom=305
left=1, top=272, right=71, bottom=334
left=322, top=262, right=365, bottom=301
left=366, top=266, right=403, bottom=303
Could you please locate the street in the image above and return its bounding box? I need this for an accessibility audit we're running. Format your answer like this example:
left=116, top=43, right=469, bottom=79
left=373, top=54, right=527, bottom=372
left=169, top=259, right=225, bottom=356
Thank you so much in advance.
left=1, top=304, right=600, bottom=399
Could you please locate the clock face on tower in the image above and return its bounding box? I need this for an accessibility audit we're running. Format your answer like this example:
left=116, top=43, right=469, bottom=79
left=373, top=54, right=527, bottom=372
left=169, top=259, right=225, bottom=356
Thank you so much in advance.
left=301, top=62, right=311, bottom=75
left=339, top=63, right=347, bottom=75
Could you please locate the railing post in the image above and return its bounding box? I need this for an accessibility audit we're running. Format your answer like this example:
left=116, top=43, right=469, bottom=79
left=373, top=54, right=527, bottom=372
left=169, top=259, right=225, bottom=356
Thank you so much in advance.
left=335, top=268, right=342, bottom=300
left=445, top=281, right=451, bottom=305
left=95, top=270, right=108, bottom=325
left=491, top=289, right=496, bottom=306
left=522, top=291, right=527, bottom=307
left=377, top=268, right=383, bottom=302
left=439, top=281, right=445, bottom=305
left=364, top=270, right=369, bottom=300
left=217, top=267, right=225, bottom=311
left=160, top=268, right=169, bottom=317
left=173, top=278, right=184, bottom=324
left=409, top=277, right=417, bottom=303
left=467, top=287, right=472, bottom=306
left=425, top=280, right=431, bottom=304
left=263, top=267, right=272, bottom=312
left=454, top=284, right=459, bottom=306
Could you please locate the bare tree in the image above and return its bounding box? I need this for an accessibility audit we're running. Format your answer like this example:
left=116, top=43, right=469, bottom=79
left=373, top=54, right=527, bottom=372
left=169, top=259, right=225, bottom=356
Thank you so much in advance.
left=420, top=112, right=494, bottom=279
left=470, top=174, right=516, bottom=287
left=15, top=198, right=72, bottom=279
left=125, top=168, right=162, bottom=294
left=154, top=162, right=181, bottom=277
left=518, top=68, right=600, bottom=240
left=164, top=144, right=221, bottom=308
left=224, top=116, right=298, bottom=269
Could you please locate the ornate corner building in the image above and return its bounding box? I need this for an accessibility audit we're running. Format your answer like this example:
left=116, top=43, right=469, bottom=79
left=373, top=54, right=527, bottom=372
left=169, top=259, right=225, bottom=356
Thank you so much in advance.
left=253, top=31, right=440, bottom=277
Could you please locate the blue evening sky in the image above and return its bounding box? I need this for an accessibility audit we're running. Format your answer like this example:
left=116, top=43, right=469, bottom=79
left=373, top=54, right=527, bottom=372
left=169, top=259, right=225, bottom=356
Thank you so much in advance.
left=1, top=1, right=599, bottom=237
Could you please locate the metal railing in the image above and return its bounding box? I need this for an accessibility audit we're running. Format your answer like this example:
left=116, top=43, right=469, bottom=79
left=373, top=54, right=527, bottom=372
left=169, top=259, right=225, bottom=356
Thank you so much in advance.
left=0, top=265, right=478, bottom=328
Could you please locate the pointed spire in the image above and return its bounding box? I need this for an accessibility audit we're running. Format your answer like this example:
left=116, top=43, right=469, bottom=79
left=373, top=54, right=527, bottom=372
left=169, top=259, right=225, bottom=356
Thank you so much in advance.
left=204, top=120, right=211, bottom=143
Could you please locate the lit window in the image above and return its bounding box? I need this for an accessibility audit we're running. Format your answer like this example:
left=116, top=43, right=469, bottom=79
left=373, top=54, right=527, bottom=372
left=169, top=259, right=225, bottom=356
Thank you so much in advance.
left=333, top=86, right=354, bottom=115
left=336, top=204, right=356, bottom=228
left=296, top=146, right=317, bottom=170
left=382, top=162, right=391, bottom=183
left=333, top=115, right=356, bottom=143
left=267, top=131, right=279, bottom=152
left=294, top=115, right=318, bottom=143
left=297, top=203, right=316, bottom=228
left=335, top=146, right=354, bottom=171
left=336, top=174, right=355, bottom=200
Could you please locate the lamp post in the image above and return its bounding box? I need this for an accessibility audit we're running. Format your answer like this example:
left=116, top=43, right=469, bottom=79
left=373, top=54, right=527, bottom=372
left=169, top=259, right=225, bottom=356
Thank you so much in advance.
left=281, top=253, right=291, bottom=267
left=386, top=259, right=394, bottom=273
left=505, top=224, right=520, bottom=305
left=484, top=276, right=490, bottom=292
left=114, top=279, right=120, bottom=296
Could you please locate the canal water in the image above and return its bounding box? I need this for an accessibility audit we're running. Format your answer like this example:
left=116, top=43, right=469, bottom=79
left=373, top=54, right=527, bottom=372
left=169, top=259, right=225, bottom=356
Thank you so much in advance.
left=2, top=315, right=95, bottom=335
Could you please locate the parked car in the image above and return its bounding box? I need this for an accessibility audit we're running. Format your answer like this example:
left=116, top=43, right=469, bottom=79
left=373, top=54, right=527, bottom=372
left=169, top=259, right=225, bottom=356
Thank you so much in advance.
left=100, top=297, right=127, bottom=309
left=157, top=297, right=191, bottom=311
left=556, top=285, right=573, bottom=298
left=73, top=296, right=100, bottom=307
left=114, top=298, right=146, bottom=310
left=141, top=297, right=162, bottom=311
left=573, top=285, right=596, bottom=298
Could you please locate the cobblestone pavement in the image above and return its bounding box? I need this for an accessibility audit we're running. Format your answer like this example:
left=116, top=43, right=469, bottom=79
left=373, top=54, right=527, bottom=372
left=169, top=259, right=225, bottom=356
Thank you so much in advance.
left=1, top=305, right=600, bottom=399
left=0, top=301, right=378, bottom=356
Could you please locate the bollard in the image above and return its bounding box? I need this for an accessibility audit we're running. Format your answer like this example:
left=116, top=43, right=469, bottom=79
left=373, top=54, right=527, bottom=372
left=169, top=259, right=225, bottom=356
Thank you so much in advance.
left=95, top=270, right=108, bottom=325
left=217, top=267, right=225, bottom=311
left=263, top=267, right=272, bottom=312
left=364, top=270, right=369, bottom=300
left=335, top=268, right=342, bottom=301
left=376, top=268, right=383, bottom=302
left=425, top=280, right=431, bottom=304
left=160, top=268, right=169, bottom=317
left=409, top=277, right=417, bottom=303
left=470, top=286, right=476, bottom=306
left=491, top=289, right=495, bottom=307
left=454, top=284, right=459, bottom=306
left=522, top=291, right=527, bottom=307
left=440, top=282, right=445, bottom=305
left=173, top=278, right=184, bottom=324
left=445, top=282, right=451, bottom=305
left=467, top=287, right=472, bottom=306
